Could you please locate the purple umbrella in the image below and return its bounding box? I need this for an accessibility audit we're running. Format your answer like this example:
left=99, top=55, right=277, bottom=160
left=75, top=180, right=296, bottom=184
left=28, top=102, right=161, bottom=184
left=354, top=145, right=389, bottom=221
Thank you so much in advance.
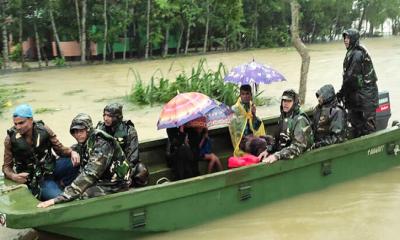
left=224, top=61, right=286, bottom=85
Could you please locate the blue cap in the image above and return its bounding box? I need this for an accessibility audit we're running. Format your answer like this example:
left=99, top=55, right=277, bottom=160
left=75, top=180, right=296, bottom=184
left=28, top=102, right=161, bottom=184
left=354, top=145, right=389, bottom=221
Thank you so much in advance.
left=13, top=104, right=33, bottom=118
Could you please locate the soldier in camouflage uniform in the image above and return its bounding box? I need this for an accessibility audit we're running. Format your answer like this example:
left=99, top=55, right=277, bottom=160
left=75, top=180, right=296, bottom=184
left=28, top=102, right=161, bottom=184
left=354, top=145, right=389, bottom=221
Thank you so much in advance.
left=96, top=103, right=148, bottom=187
left=37, top=113, right=132, bottom=208
left=2, top=104, right=80, bottom=200
left=312, top=84, right=347, bottom=148
left=258, top=90, right=313, bottom=163
left=337, top=28, right=379, bottom=138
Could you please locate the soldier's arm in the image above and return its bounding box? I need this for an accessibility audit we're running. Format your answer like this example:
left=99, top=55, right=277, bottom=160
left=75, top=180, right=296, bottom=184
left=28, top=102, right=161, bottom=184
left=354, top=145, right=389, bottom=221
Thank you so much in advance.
left=54, top=138, right=113, bottom=204
left=274, top=116, right=312, bottom=160
left=2, top=136, right=16, bottom=180
left=317, top=109, right=346, bottom=147
left=125, top=126, right=139, bottom=166
left=44, top=125, right=72, bottom=157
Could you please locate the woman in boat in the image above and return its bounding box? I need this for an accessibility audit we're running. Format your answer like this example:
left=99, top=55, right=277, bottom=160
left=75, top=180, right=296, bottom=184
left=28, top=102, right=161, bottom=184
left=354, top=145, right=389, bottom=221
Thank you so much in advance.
left=185, top=118, right=223, bottom=173
left=166, top=126, right=199, bottom=180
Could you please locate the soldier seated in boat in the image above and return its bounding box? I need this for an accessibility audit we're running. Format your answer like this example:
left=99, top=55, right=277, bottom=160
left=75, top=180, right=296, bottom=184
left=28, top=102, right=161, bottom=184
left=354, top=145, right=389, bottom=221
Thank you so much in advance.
left=312, top=84, right=347, bottom=148
left=2, top=104, right=80, bottom=200
left=258, top=89, right=313, bottom=163
left=229, top=84, right=266, bottom=157
left=37, top=113, right=132, bottom=208
left=96, top=103, right=148, bottom=187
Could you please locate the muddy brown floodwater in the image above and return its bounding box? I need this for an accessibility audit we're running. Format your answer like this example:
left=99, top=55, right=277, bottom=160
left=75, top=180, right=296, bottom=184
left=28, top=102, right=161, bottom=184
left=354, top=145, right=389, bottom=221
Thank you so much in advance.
left=1, top=36, right=399, bottom=239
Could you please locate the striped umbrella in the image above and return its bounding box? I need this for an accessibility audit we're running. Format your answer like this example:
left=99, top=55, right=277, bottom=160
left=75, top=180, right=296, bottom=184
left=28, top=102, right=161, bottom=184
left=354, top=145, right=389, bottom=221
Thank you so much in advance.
left=157, top=92, right=217, bottom=130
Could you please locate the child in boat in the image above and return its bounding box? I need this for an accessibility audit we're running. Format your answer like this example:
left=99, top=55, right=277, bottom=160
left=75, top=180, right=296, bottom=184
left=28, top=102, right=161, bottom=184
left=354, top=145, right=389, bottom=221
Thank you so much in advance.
left=186, top=117, right=223, bottom=173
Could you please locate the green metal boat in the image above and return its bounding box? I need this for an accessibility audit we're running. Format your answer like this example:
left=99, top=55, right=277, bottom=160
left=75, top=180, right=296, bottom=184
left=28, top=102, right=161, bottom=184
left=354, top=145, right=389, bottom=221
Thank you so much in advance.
left=1, top=114, right=400, bottom=240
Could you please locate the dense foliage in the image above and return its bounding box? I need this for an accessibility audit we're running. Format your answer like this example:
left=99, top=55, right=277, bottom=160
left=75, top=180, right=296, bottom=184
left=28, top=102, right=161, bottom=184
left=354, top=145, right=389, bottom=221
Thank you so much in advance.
left=1, top=0, right=399, bottom=66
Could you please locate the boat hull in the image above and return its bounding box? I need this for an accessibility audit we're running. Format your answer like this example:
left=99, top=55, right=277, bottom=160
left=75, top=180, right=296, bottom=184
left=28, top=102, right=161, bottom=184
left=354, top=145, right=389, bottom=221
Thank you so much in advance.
left=1, top=121, right=400, bottom=239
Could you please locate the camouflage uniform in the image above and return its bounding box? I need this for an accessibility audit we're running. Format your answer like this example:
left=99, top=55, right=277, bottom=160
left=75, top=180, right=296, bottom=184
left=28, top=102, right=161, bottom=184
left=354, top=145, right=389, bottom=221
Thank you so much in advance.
left=271, top=90, right=313, bottom=160
left=313, top=84, right=347, bottom=148
left=338, top=28, right=378, bottom=138
left=54, top=113, right=131, bottom=204
left=3, top=120, right=72, bottom=198
left=96, top=103, right=148, bottom=187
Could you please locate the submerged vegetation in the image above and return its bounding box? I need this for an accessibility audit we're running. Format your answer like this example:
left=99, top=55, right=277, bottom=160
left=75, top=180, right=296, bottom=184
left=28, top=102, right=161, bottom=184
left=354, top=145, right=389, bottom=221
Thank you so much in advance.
left=0, top=87, right=25, bottom=115
left=126, top=58, right=270, bottom=107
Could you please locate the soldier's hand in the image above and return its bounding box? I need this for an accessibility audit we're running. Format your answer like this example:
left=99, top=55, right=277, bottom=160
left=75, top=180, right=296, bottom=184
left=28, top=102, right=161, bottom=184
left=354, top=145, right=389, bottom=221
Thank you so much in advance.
left=11, top=172, right=29, bottom=184
left=70, top=151, right=80, bottom=167
left=258, top=150, right=269, bottom=161
left=262, top=154, right=278, bottom=164
left=37, top=199, right=55, bottom=208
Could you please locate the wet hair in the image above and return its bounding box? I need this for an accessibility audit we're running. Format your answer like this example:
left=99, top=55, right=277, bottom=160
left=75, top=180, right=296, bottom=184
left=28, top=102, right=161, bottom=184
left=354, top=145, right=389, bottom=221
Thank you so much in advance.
left=240, top=85, right=252, bottom=95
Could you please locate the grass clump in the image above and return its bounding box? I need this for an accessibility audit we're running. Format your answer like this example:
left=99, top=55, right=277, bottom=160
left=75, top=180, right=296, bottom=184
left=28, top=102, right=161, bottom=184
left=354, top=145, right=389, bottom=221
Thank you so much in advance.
left=126, top=58, right=240, bottom=106
left=0, top=87, right=25, bottom=115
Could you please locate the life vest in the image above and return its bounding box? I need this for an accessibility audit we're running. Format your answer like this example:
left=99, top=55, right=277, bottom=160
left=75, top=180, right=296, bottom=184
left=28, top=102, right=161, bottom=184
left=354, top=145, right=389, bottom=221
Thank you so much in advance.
left=7, top=120, right=54, bottom=194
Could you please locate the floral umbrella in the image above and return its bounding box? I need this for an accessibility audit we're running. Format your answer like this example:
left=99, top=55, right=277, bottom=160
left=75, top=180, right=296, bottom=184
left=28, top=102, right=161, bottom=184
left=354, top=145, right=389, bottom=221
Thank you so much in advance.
left=224, top=61, right=286, bottom=86
left=185, top=101, right=234, bottom=128
left=157, top=92, right=217, bottom=130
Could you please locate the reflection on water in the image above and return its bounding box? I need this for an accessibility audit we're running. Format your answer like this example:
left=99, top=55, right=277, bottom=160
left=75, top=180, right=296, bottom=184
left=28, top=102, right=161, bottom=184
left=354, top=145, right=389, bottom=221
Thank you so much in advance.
left=144, top=166, right=400, bottom=240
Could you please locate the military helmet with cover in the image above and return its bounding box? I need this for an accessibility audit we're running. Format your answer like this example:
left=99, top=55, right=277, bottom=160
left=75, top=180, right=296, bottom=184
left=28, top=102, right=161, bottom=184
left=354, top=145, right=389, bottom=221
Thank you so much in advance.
left=104, top=103, right=123, bottom=122
left=70, top=113, right=93, bottom=134
left=281, top=89, right=300, bottom=114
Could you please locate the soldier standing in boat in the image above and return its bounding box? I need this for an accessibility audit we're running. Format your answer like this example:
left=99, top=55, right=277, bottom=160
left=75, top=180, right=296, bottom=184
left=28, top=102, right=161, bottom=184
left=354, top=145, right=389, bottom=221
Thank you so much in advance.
left=96, top=103, right=148, bottom=187
left=337, top=28, right=379, bottom=138
left=2, top=104, right=80, bottom=200
left=312, top=84, right=347, bottom=148
left=37, top=113, right=132, bottom=208
left=258, top=90, right=313, bottom=163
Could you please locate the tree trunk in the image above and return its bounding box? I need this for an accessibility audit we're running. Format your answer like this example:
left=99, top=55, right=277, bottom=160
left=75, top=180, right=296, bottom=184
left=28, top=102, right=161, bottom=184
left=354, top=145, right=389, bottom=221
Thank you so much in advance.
left=103, top=0, right=107, bottom=64
left=33, top=21, right=42, bottom=68
left=224, top=24, right=228, bottom=51
left=369, top=22, right=374, bottom=36
left=358, top=5, right=366, bottom=31
left=176, top=23, right=184, bottom=55
left=290, top=0, right=310, bottom=105
left=19, top=13, right=25, bottom=67
left=1, top=1, right=9, bottom=69
left=203, top=0, right=209, bottom=53
left=145, top=0, right=150, bottom=59
left=49, top=1, right=64, bottom=59
left=123, top=0, right=128, bottom=60
left=80, top=0, right=87, bottom=63
left=162, top=26, right=169, bottom=57
left=74, top=0, right=81, bottom=50
left=184, top=20, right=191, bottom=55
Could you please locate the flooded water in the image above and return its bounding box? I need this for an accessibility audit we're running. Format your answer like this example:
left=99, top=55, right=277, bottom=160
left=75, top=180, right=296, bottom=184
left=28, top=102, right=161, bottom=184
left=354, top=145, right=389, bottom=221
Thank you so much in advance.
left=145, top=166, right=400, bottom=240
left=0, top=36, right=400, bottom=239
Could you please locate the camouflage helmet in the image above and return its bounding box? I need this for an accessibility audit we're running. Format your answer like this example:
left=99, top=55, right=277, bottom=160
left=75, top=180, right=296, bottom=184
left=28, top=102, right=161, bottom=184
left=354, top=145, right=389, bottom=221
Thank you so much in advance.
left=104, top=103, right=123, bottom=121
left=70, top=113, right=93, bottom=134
